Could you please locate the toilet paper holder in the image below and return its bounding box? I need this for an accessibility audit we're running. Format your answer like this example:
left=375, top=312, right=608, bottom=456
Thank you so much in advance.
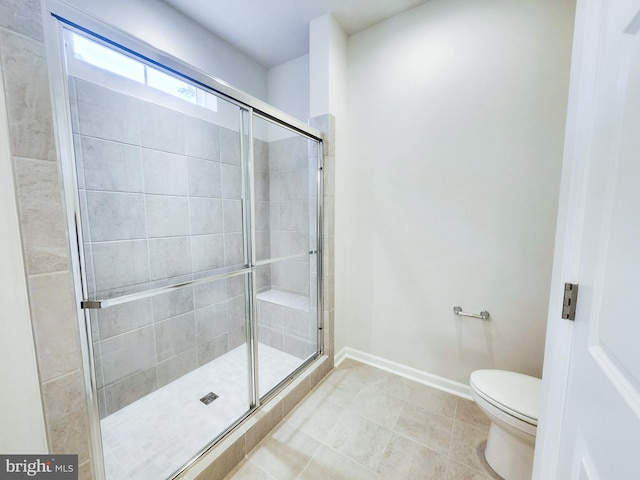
left=453, top=306, right=490, bottom=321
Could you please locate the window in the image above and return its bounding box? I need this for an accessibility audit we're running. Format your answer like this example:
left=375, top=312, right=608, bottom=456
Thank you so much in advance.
left=69, top=32, right=217, bottom=111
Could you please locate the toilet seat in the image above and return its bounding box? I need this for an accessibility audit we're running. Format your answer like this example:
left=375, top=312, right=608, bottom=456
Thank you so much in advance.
left=470, top=370, right=541, bottom=427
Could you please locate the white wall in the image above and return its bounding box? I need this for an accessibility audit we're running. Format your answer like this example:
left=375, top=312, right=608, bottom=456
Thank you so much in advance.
left=0, top=61, right=48, bottom=454
left=338, top=0, right=575, bottom=383
left=62, top=0, right=268, bottom=100
left=268, top=54, right=309, bottom=123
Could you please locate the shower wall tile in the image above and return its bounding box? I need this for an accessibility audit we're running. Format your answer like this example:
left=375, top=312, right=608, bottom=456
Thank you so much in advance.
left=95, top=297, right=154, bottom=340
left=228, top=325, right=246, bottom=350
left=221, top=164, right=242, bottom=199
left=194, top=278, right=228, bottom=308
left=271, top=259, right=309, bottom=296
left=223, top=199, right=243, bottom=233
left=75, top=79, right=140, bottom=145
left=139, top=102, right=185, bottom=155
left=145, top=194, right=190, bottom=237
left=253, top=139, right=269, bottom=172
left=72, top=134, right=84, bottom=189
left=256, top=264, right=271, bottom=292
left=197, top=333, right=228, bottom=365
left=280, top=201, right=307, bottom=232
left=0, top=30, right=56, bottom=160
left=191, top=233, right=225, bottom=272
left=220, top=127, right=241, bottom=165
left=100, top=325, right=156, bottom=385
left=149, top=236, right=192, bottom=281
left=227, top=295, right=246, bottom=331
left=190, top=197, right=223, bottom=235
left=323, top=155, right=335, bottom=197
left=78, top=190, right=91, bottom=242
left=196, top=303, right=228, bottom=344
left=279, top=170, right=308, bottom=201
left=0, top=0, right=44, bottom=41
left=185, top=116, right=220, bottom=161
left=254, top=170, right=270, bottom=201
left=92, top=240, right=150, bottom=293
left=97, top=388, right=107, bottom=419
left=27, top=272, right=82, bottom=383
left=92, top=342, right=104, bottom=389
left=104, top=366, right=157, bottom=416
left=142, top=148, right=189, bottom=196
left=155, top=312, right=196, bottom=362
left=271, top=231, right=306, bottom=257
left=12, top=156, right=69, bottom=274
left=259, top=326, right=283, bottom=351
left=224, top=232, right=244, bottom=266
left=152, top=287, right=195, bottom=322
left=227, top=275, right=245, bottom=297
left=188, top=156, right=222, bottom=198
left=256, top=201, right=270, bottom=231
left=80, top=137, right=144, bottom=193
left=283, top=334, right=315, bottom=360
left=157, top=347, right=197, bottom=387
left=40, top=371, right=91, bottom=462
left=323, top=195, right=335, bottom=236
left=86, top=191, right=147, bottom=241
left=276, top=136, right=308, bottom=171
left=283, top=308, right=316, bottom=342
left=258, top=301, right=283, bottom=330
left=255, top=231, right=271, bottom=260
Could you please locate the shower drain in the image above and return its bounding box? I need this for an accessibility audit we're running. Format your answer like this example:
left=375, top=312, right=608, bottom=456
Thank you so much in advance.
left=200, top=392, right=219, bottom=405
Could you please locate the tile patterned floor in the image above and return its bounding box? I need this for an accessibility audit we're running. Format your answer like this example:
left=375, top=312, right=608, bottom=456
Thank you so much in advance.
left=225, top=359, right=504, bottom=480
left=101, top=343, right=303, bottom=480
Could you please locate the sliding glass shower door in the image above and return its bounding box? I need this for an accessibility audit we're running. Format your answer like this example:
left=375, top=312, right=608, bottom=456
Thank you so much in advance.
left=55, top=21, right=322, bottom=480
left=252, top=115, right=321, bottom=398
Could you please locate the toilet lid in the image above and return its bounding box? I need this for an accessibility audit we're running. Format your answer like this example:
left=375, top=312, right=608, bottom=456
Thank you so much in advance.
left=470, top=370, right=541, bottom=425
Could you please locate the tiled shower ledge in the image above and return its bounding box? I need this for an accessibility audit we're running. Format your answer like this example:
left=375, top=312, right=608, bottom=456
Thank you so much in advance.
left=257, top=289, right=309, bottom=311
left=100, top=343, right=303, bottom=480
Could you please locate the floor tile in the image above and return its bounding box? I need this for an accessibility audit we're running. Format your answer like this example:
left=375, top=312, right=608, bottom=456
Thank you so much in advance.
left=224, top=360, right=494, bottom=480
left=325, top=411, right=392, bottom=470
left=298, top=445, right=379, bottom=480
left=455, top=398, right=491, bottom=429
left=376, top=433, right=446, bottom=480
left=248, top=422, right=321, bottom=480
left=445, top=459, right=501, bottom=480
left=312, top=369, right=366, bottom=407
left=284, top=393, right=344, bottom=442
left=364, top=369, right=414, bottom=401
left=394, top=402, right=454, bottom=454
left=406, top=383, right=458, bottom=418
left=224, top=459, right=275, bottom=480
left=348, top=388, right=405, bottom=428
left=449, top=419, right=493, bottom=474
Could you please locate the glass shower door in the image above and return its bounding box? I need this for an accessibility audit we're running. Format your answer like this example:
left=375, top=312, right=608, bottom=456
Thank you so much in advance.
left=251, top=115, right=321, bottom=398
left=63, top=26, right=253, bottom=479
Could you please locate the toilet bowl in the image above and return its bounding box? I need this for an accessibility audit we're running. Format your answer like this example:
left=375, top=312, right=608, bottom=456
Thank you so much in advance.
left=470, top=370, right=541, bottom=480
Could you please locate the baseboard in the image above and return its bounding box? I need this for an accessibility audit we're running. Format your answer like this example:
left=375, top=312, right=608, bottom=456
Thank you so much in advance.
left=335, top=346, right=472, bottom=400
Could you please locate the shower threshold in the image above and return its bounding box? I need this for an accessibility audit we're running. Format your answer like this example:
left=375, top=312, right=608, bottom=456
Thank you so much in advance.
left=100, top=343, right=302, bottom=480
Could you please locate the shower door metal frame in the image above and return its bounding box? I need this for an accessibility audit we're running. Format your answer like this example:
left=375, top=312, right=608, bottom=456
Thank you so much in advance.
left=43, top=2, right=324, bottom=479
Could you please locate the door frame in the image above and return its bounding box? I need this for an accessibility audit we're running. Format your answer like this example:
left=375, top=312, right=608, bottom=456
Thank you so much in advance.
left=532, top=0, right=606, bottom=477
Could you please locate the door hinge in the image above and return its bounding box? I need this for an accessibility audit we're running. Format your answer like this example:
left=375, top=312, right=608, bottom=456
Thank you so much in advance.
left=562, top=283, right=579, bottom=321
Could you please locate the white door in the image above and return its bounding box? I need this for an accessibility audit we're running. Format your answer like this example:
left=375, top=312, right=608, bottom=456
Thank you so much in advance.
left=534, top=0, right=640, bottom=479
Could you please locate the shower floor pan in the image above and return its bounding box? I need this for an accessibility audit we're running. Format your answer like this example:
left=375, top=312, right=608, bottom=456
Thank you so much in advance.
left=100, top=343, right=302, bottom=480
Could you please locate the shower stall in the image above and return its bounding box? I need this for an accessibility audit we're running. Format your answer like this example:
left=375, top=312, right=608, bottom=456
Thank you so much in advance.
left=46, top=7, right=323, bottom=480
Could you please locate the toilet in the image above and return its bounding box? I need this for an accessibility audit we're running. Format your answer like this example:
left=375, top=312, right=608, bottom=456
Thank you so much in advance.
left=470, top=370, right=541, bottom=480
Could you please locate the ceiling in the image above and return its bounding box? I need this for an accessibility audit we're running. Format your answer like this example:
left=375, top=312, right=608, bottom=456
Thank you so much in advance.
left=164, top=0, right=428, bottom=68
